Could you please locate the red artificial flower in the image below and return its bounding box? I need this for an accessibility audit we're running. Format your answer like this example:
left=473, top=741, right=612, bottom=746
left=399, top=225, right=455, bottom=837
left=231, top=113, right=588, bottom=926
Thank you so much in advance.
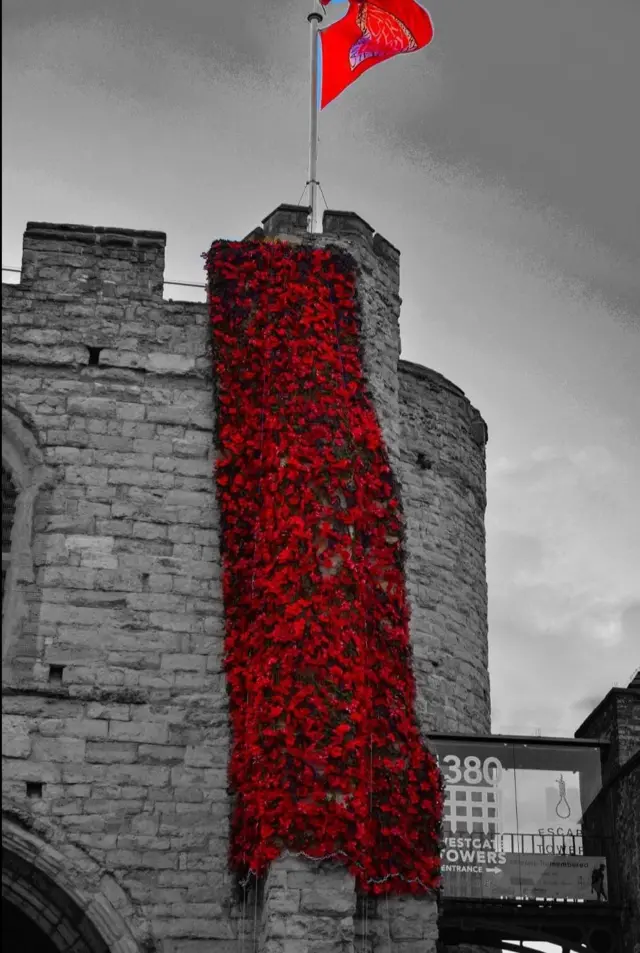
left=204, top=239, right=443, bottom=894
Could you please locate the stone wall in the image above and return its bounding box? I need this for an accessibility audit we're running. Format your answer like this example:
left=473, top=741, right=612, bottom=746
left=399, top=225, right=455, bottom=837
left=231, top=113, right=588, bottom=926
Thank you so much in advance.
left=2, top=221, right=232, bottom=952
left=614, top=691, right=640, bottom=767
left=575, top=684, right=640, bottom=953
left=2, top=207, right=491, bottom=951
left=398, top=362, right=489, bottom=735
left=575, top=686, right=640, bottom=784
left=615, top=753, right=640, bottom=953
left=259, top=856, right=356, bottom=953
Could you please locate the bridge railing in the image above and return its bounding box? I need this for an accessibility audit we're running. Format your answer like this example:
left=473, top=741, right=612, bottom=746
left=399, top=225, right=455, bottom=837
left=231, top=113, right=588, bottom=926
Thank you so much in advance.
left=439, top=829, right=614, bottom=903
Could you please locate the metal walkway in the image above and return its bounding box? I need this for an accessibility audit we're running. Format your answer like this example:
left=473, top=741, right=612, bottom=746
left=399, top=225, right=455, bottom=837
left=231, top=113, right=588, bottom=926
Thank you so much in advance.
left=439, top=897, right=623, bottom=953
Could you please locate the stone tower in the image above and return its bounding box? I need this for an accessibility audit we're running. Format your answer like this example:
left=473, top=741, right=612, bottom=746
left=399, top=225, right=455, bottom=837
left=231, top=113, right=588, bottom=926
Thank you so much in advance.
left=1, top=205, right=490, bottom=952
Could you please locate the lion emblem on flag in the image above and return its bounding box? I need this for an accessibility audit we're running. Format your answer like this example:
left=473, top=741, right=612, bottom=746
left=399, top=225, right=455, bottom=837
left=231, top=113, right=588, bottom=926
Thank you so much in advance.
left=349, top=1, right=418, bottom=70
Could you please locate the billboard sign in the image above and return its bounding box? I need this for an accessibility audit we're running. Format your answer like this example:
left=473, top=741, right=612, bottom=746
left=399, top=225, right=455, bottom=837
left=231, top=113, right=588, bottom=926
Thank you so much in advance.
left=430, top=736, right=607, bottom=902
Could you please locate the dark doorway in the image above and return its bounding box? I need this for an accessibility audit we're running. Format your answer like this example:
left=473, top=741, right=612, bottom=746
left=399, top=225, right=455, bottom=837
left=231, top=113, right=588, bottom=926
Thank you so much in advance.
left=2, top=899, right=59, bottom=953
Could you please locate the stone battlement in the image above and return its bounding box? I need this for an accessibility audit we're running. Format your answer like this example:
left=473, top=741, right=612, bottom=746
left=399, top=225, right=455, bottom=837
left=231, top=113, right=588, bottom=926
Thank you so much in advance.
left=24, top=222, right=167, bottom=244
left=19, top=221, right=167, bottom=300
left=2, top=209, right=490, bottom=953
left=249, top=204, right=401, bottom=266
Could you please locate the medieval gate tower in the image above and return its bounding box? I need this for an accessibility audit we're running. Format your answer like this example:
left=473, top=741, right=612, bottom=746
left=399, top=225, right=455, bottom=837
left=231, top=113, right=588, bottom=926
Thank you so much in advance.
left=1, top=205, right=490, bottom=953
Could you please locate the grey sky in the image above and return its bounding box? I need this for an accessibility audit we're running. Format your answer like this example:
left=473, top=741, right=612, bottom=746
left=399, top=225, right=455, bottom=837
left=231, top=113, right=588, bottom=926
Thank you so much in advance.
left=3, top=0, right=639, bottom=736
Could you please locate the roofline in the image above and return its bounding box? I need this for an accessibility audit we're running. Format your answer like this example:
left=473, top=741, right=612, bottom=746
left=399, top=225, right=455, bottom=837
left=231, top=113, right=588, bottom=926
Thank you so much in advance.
left=574, top=685, right=640, bottom=738
left=429, top=732, right=609, bottom=748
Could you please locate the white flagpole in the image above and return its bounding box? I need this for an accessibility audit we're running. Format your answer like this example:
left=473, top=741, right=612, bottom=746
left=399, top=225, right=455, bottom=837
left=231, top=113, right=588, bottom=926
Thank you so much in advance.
left=307, top=0, right=324, bottom=234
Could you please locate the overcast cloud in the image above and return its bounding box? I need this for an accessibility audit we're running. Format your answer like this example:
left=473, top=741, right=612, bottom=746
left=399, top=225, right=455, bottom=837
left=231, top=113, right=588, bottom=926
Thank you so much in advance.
left=2, top=0, right=639, bottom=736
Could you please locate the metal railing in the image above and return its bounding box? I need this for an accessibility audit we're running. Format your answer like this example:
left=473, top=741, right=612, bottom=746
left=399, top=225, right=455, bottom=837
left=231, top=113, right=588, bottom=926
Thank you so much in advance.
left=439, top=828, right=614, bottom=904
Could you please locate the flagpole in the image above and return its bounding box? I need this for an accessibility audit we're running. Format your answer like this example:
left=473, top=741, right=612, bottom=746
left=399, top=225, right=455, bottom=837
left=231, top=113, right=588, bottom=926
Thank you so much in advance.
left=307, top=0, right=323, bottom=234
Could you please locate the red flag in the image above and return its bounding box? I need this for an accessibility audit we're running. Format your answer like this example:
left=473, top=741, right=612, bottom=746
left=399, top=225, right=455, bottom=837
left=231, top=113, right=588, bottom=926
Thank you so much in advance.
left=319, top=0, right=433, bottom=108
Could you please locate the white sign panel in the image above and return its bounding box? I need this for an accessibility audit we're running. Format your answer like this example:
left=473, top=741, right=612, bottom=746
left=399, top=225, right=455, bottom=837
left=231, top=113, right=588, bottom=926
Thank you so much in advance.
left=441, top=851, right=608, bottom=901
left=484, top=854, right=608, bottom=901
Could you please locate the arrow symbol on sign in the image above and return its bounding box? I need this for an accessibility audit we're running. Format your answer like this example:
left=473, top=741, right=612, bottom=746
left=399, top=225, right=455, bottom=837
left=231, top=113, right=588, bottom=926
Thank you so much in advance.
left=486, top=867, right=502, bottom=874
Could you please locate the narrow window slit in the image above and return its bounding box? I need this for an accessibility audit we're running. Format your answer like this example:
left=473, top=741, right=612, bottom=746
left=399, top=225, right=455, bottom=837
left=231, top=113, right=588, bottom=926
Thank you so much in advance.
left=87, top=346, right=103, bottom=366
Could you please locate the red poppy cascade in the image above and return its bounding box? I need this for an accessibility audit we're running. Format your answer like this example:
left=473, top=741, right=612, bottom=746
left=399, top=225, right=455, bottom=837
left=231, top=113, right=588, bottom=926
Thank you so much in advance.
left=204, top=238, right=443, bottom=893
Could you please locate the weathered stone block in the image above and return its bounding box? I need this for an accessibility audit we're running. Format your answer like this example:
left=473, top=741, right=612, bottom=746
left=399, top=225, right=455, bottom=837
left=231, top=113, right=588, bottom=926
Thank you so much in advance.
left=300, top=886, right=355, bottom=916
left=115, top=402, right=146, bottom=421
left=2, top=716, right=31, bottom=758
left=32, top=735, right=86, bottom=763
left=139, top=744, right=186, bottom=763
left=67, top=397, right=117, bottom=417
left=109, top=721, right=170, bottom=745
left=37, top=718, right=109, bottom=740
left=160, top=654, right=207, bottom=672
left=86, top=742, right=138, bottom=764
left=264, top=888, right=301, bottom=915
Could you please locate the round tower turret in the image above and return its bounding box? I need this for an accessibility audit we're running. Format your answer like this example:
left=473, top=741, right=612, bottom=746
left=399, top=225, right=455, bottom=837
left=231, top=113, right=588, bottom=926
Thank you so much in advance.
left=399, top=360, right=490, bottom=735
